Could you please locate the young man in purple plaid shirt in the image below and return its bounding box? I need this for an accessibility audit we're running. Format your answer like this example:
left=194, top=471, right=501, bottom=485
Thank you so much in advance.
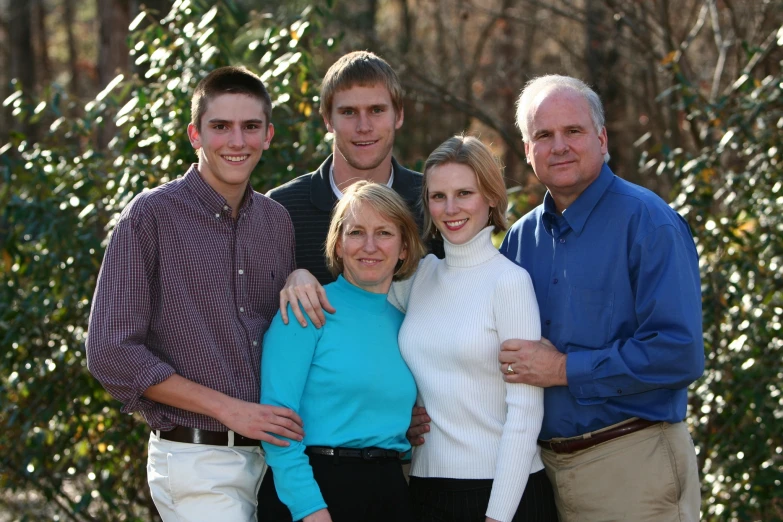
left=86, top=66, right=303, bottom=521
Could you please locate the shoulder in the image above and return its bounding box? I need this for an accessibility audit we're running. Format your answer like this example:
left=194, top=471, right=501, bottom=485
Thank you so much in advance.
left=116, top=177, right=188, bottom=226
left=266, top=171, right=316, bottom=203
left=252, top=192, right=292, bottom=223
left=607, top=177, right=685, bottom=229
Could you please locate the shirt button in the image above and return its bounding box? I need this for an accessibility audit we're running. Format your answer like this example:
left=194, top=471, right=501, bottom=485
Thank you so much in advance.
left=239, top=307, right=245, bottom=313
left=238, top=269, right=244, bottom=275
left=252, top=341, right=258, bottom=346
left=559, top=238, right=566, bottom=244
left=223, top=205, right=229, bottom=211
left=553, top=278, right=558, bottom=284
left=214, top=213, right=220, bottom=219
left=545, top=319, right=551, bottom=325
left=617, top=389, right=623, bottom=394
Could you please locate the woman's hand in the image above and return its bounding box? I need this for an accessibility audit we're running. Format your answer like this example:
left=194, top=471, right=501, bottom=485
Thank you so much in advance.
left=280, top=269, right=336, bottom=328
left=303, top=508, right=333, bottom=522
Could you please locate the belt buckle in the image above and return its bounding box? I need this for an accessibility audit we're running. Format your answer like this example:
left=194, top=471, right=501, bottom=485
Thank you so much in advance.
left=361, top=448, right=380, bottom=460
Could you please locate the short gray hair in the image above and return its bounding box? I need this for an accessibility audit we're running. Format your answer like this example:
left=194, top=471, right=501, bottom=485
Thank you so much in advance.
left=515, top=75, right=609, bottom=162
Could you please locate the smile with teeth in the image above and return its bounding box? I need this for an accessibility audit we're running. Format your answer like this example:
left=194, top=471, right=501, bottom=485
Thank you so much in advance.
left=358, top=258, right=382, bottom=265
left=223, top=154, right=249, bottom=163
left=444, top=218, right=468, bottom=230
left=354, top=140, right=378, bottom=147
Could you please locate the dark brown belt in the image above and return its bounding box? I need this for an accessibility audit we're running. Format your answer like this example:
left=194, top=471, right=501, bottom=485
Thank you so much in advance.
left=155, top=426, right=261, bottom=447
left=538, top=419, right=660, bottom=454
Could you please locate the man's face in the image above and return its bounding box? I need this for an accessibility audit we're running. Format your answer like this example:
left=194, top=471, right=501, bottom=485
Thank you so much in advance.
left=325, top=83, right=403, bottom=178
left=524, top=88, right=607, bottom=211
left=187, top=93, right=273, bottom=198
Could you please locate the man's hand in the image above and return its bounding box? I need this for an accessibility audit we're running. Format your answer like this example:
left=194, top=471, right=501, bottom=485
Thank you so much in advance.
left=499, top=337, right=568, bottom=387
left=217, top=398, right=304, bottom=446
left=407, top=406, right=431, bottom=446
left=280, top=269, right=336, bottom=328
left=303, top=509, right=332, bottom=522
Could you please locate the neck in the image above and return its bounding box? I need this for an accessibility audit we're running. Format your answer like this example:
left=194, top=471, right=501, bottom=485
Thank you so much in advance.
left=198, top=162, right=247, bottom=218
left=332, top=151, right=392, bottom=190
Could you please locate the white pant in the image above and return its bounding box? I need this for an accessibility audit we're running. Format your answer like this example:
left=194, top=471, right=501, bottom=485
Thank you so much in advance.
left=147, top=432, right=267, bottom=522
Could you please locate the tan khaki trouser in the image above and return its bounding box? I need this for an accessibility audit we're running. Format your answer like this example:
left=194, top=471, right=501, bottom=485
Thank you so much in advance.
left=541, top=421, right=701, bottom=522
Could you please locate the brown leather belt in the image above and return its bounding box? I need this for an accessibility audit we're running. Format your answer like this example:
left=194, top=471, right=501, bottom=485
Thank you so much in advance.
left=538, top=418, right=660, bottom=454
left=155, top=426, right=261, bottom=447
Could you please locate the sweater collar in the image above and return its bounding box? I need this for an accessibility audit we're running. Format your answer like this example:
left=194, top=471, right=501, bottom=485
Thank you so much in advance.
left=333, top=275, right=391, bottom=314
left=443, top=226, right=499, bottom=268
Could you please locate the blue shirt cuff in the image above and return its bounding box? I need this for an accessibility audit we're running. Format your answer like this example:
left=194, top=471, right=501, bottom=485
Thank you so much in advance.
left=566, top=350, right=598, bottom=399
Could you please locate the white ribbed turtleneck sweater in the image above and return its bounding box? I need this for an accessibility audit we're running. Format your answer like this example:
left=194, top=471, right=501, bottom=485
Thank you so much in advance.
left=391, top=226, right=544, bottom=522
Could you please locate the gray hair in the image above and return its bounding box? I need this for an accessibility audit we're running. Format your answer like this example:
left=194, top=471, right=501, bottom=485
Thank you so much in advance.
left=515, top=75, right=609, bottom=162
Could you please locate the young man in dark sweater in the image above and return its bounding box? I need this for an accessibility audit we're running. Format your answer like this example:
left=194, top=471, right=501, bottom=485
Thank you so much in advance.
left=267, top=51, right=439, bottom=288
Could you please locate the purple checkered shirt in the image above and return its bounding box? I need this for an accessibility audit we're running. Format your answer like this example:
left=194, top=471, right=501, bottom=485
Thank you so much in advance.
left=86, top=165, right=295, bottom=431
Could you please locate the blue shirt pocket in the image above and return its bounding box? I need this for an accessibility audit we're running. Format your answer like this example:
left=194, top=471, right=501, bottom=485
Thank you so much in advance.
left=565, top=286, right=614, bottom=349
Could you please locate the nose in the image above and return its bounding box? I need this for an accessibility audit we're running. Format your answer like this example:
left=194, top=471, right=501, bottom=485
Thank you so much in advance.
left=227, top=126, right=245, bottom=148
left=445, top=197, right=459, bottom=215
left=552, top=132, right=568, bottom=154
left=362, top=234, right=378, bottom=252
left=356, top=112, right=372, bottom=133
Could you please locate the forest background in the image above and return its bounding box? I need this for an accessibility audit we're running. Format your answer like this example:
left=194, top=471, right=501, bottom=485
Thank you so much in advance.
left=0, top=0, right=781, bottom=520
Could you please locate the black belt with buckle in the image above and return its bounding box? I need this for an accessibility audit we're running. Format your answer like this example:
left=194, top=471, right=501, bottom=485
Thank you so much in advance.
left=305, top=446, right=403, bottom=461
left=155, top=425, right=260, bottom=447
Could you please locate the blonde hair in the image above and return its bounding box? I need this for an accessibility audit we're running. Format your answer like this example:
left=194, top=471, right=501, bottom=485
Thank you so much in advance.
left=421, top=135, right=508, bottom=238
left=325, top=181, right=424, bottom=281
left=319, top=51, right=404, bottom=120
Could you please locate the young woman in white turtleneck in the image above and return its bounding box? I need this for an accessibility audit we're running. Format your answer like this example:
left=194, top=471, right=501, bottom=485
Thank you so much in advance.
left=389, top=136, right=557, bottom=522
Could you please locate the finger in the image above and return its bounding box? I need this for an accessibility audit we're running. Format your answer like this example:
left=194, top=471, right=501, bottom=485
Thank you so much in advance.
left=498, top=351, right=518, bottom=365
left=287, top=287, right=313, bottom=328
left=408, top=436, right=426, bottom=447
left=409, top=413, right=431, bottom=427
left=407, top=424, right=429, bottom=438
left=540, top=337, right=556, bottom=348
left=318, top=287, right=337, bottom=314
left=258, top=433, right=292, bottom=447
left=500, top=339, right=523, bottom=352
left=279, top=289, right=290, bottom=325
left=264, top=424, right=305, bottom=441
left=296, top=286, right=325, bottom=327
left=270, top=408, right=305, bottom=430
left=411, top=406, right=428, bottom=416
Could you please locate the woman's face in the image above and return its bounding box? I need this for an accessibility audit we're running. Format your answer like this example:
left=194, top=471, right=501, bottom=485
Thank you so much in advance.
left=336, top=203, right=407, bottom=294
left=427, top=162, right=493, bottom=245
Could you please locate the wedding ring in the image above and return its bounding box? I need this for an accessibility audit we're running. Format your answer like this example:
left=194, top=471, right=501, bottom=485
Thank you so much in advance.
left=506, top=363, right=515, bottom=375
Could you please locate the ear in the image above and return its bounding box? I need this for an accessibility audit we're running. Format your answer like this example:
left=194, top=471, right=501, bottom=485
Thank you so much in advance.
left=324, top=116, right=334, bottom=134
left=524, top=141, right=531, bottom=164
left=398, top=239, right=408, bottom=261
left=394, top=106, right=404, bottom=130
left=598, top=126, right=608, bottom=155
left=335, top=236, right=343, bottom=260
left=187, top=123, right=201, bottom=150
left=263, top=123, right=275, bottom=150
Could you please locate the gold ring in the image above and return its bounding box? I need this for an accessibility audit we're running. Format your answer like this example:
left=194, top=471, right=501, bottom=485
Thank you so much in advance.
left=506, top=363, right=515, bottom=375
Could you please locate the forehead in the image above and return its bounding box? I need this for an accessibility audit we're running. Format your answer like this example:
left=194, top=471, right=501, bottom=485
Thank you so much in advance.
left=202, top=93, right=267, bottom=121
left=427, top=162, right=478, bottom=188
left=332, top=83, right=393, bottom=107
left=343, top=201, right=397, bottom=227
left=528, top=88, right=591, bottom=129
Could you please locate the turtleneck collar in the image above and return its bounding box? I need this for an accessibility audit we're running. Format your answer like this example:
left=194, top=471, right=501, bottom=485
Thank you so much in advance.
left=333, top=275, right=391, bottom=314
left=443, top=226, right=500, bottom=268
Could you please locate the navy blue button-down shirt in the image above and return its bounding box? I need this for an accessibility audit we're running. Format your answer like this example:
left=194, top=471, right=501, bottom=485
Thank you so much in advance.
left=500, top=164, right=704, bottom=439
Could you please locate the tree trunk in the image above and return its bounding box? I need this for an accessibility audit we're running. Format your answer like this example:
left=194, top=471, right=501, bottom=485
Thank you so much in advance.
left=8, top=0, right=37, bottom=139
left=64, top=0, right=81, bottom=98
left=97, top=0, right=131, bottom=150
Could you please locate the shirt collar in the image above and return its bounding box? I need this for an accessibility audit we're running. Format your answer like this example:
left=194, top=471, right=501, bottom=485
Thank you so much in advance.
left=185, top=164, right=255, bottom=216
left=328, top=160, right=395, bottom=199
left=542, top=163, right=614, bottom=236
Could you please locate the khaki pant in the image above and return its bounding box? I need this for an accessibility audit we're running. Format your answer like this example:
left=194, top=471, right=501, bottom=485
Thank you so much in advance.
left=147, top=432, right=267, bottom=522
left=541, top=421, right=700, bottom=522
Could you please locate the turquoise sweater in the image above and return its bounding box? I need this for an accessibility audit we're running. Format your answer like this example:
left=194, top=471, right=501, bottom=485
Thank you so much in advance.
left=260, top=275, right=416, bottom=520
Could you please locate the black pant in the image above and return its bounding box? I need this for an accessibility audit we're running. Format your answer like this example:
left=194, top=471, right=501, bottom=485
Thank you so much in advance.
left=409, top=469, right=558, bottom=522
left=258, top=456, right=413, bottom=522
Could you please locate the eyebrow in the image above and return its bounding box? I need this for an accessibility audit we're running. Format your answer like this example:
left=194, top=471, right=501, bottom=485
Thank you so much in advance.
left=207, top=118, right=266, bottom=125
left=335, top=102, right=390, bottom=111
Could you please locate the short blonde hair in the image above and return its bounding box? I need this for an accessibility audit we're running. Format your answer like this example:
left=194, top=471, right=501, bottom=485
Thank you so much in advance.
left=325, top=181, right=424, bottom=281
left=421, top=135, right=508, bottom=238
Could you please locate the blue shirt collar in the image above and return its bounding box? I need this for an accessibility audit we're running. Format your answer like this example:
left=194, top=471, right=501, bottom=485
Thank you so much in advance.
left=542, top=163, right=615, bottom=236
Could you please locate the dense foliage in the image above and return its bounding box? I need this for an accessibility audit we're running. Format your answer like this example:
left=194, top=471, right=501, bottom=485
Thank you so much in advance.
left=0, top=1, right=329, bottom=519
left=1, top=0, right=781, bottom=519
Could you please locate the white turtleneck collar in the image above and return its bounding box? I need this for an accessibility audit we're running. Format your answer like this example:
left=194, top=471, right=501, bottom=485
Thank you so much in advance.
left=443, top=226, right=500, bottom=268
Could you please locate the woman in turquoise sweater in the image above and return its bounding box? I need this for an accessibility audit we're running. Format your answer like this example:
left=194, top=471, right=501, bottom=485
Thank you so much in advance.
left=258, top=181, right=425, bottom=522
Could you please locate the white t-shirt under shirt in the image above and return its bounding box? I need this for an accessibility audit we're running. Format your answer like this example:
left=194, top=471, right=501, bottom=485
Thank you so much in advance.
left=390, top=226, right=544, bottom=522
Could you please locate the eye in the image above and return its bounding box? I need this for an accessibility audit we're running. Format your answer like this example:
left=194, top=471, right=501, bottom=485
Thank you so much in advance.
left=459, top=190, right=473, bottom=197
left=346, top=229, right=363, bottom=236
left=246, top=124, right=259, bottom=130
left=429, top=193, right=444, bottom=200
left=341, top=109, right=355, bottom=116
left=213, top=124, right=227, bottom=131
left=372, top=107, right=385, bottom=114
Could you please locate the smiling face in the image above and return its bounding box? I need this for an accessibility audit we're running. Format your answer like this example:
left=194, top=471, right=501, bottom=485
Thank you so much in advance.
left=336, top=202, right=407, bottom=294
left=325, top=83, right=404, bottom=185
left=426, top=162, right=493, bottom=245
left=187, top=93, right=274, bottom=202
left=524, top=88, right=607, bottom=212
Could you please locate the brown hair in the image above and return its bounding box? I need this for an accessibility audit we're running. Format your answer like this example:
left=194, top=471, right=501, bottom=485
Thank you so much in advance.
left=191, top=66, right=272, bottom=130
left=319, top=51, right=403, bottom=120
left=421, top=135, right=508, bottom=237
left=325, top=181, right=425, bottom=281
